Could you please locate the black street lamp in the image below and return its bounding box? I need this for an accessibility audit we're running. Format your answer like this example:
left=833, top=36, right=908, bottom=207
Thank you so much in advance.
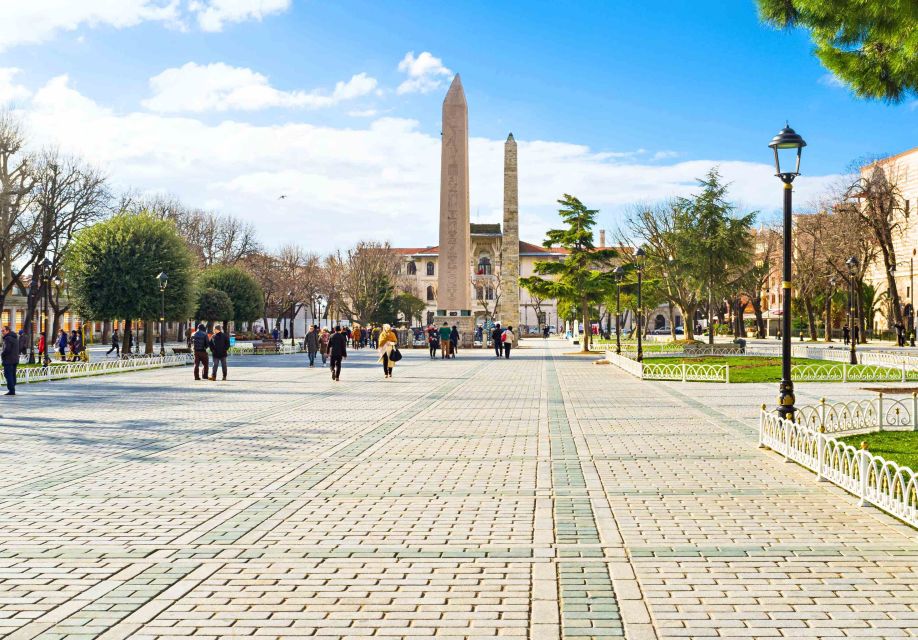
left=846, top=256, right=859, bottom=364
left=635, top=247, right=646, bottom=362
left=614, top=266, right=624, bottom=355
left=52, top=275, right=62, bottom=360
left=157, top=271, right=168, bottom=357
left=289, top=291, right=296, bottom=347
left=27, top=280, right=37, bottom=364
left=41, top=258, right=51, bottom=366
left=769, top=123, right=806, bottom=421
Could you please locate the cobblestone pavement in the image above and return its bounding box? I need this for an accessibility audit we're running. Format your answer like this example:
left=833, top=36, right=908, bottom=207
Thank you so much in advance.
left=0, top=340, right=916, bottom=639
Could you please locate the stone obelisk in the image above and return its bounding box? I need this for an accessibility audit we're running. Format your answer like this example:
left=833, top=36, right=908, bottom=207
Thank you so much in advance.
left=501, top=133, right=521, bottom=342
left=437, top=74, right=471, bottom=315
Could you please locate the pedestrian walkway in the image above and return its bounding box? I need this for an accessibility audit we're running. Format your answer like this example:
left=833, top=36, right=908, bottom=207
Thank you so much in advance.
left=0, top=341, right=915, bottom=639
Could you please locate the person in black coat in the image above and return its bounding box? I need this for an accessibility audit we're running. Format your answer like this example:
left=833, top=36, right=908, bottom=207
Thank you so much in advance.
left=1, top=326, right=19, bottom=395
left=491, top=323, right=502, bottom=358
left=208, top=325, right=230, bottom=381
left=192, top=324, right=210, bottom=380
left=327, top=325, right=348, bottom=381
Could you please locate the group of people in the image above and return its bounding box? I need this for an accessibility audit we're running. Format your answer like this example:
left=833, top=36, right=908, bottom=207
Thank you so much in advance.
left=490, top=323, right=515, bottom=359
left=190, top=324, right=231, bottom=381
left=300, top=323, right=399, bottom=381
left=426, top=323, right=460, bottom=359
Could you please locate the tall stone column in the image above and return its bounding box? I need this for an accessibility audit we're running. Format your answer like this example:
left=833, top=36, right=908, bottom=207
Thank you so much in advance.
left=501, top=133, right=521, bottom=341
left=437, top=74, right=471, bottom=313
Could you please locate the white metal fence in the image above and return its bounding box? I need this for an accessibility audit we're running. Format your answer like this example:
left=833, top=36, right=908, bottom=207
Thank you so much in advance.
left=2, top=354, right=192, bottom=385
left=228, top=344, right=304, bottom=355
left=760, top=405, right=918, bottom=528
left=604, top=351, right=729, bottom=382
left=794, top=393, right=918, bottom=434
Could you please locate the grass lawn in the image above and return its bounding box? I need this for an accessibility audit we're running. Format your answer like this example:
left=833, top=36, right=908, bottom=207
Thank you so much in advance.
left=839, top=431, right=918, bottom=471
left=644, top=356, right=831, bottom=383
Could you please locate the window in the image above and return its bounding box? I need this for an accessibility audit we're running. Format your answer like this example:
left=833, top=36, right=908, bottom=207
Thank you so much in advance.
left=426, top=285, right=435, bottom=301
left=426, top=261, right=435, bottom=276
left=477, top=256, right=492, bottom=275
left=485, top=286, right=494, bottom=300
left=406, top=262, right=417, bottom=275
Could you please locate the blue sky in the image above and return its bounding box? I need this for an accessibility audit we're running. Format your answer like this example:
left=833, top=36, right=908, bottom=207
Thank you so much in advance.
left=1, top=0, right=914, bottom=250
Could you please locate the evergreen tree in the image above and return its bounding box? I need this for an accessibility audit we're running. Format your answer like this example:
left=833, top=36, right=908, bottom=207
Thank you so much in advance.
left=66, top=213, right=195, bottom=353
left=198, top=265, right=263, bottom=326
left=757, top=0, right=917, bottom=102
left=520, top=195, right=618, bottom=352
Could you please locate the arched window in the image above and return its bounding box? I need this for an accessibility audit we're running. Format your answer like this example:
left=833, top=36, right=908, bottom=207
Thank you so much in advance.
left=426, top=261, right=435, bottom=276
left=406, top=262, right=417, bottom=275
left=426, top=285, right=435, bottom=301
left=477, top=256, right=492, bottom=275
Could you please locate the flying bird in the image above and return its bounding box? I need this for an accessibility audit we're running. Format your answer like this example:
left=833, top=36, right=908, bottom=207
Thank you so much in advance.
left=278, top=195, right=288, bottom=200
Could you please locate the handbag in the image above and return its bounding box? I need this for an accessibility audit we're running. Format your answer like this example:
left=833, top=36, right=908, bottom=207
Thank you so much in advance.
left=389, top=347, right=402, bottom=362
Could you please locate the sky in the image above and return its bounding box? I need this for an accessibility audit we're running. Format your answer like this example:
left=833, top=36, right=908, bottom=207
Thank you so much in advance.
left=0, top=0, right=915, bottom=252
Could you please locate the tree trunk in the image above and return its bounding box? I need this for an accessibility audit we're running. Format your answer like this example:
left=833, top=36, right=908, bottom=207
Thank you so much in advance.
left=668, top=302, right=677, bottom=340
left=823, top=291, right=833, bottom=341
left=145, top=320, right=154, bottom=354
left=580, top=297, right=590, bottom=352
left=804, top=297, right=817, bottom=341
left=735, top=299, right=746, bottom=337
left=681, top=303, right=697, bottom=341
left=102, top=319, right=111, bottom=344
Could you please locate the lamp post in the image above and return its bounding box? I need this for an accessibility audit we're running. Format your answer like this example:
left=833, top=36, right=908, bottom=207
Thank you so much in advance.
left=288, top=291, right=295, bottom=347
left=27, top=280, right=37, bottom=364
left=769, top=123, right=806, bottom=421
left=41, top=258, right=51, bottom=366
left=157, top=272, right=168, bottom=356
left=52, top=275, right=62, bottom=360
left=614, top=266, right=624, bottom=355
left=846, top=256, right=859, bottom=364
left=635, top=247, right=646, bottom=362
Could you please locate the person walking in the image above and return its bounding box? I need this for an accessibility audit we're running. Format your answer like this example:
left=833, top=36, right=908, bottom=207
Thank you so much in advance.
left=272, top=326, right=280, bottom=343
left=378, top=323, right=398, bottom=378
left=304, top=324, right=320, bottom=367
left=372, top=325, right=381, bottom=349
left=57, top=329, right=68, bottom=361
left=449, top=325, right=459, bottom=358
left=502, top=326, right=515, bottom=359
left=17, top=329, right=27, bottom=357
left=74, top=328, right=85, bottom=362
left=107, top=329, right=120, bottom=357
left=439, top=322, right=452, bottom=359
left=491, top=323, right=503, bottom=358
left=1, top=326, right=18, bottom=396
left=842, top=325, right=850, bottom=345
left=328, top=325, right=347, bottom=381
left=37, top=332, right=46, bottom=360
left=428, top=326, right=439, bottom=359
left=192, top=323, right=210, bottom=380
left=208, top=325, right=230, bottom=380
left=319, top=327, right=330, bottom=366
left=351, top=325, right=361, bottom=350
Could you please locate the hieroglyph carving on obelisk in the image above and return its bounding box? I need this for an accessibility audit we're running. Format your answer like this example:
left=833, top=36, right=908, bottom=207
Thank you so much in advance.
left=437, top=74, right=471, bottom=312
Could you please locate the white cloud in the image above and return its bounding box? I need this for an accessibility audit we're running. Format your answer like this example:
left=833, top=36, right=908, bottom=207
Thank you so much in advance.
left=188, top=0, right=291, bottom=32
left=0, top=69, right=32, bottom=105
left=0, top=1, right=180, bottom=51
left=652, top=150, right=680, bottom=161
left=348, top=109, right=379, bottom=118
left=0, top=0, right=292, bottom=51
left=18, top=75, right=839, bottom=252
left=397, top=51, right=452, bottom=95
left=143, top=62, right=377, bottom=112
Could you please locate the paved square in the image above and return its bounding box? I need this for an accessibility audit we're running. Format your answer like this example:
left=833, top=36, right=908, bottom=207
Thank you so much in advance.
left=0, top=341, right=916, bottom=638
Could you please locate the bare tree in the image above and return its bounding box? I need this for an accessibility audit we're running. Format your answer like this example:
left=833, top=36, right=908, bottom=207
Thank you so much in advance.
left=334, top=241, right=400, bottom=324
left=848, top=160, right=908, bottom=330
left=24, top=150, right=111, bottom=334
left=244, top=251, right=282, bottom=331
left=0, top=112, right=37, bottom=317
left=472, top=270, right=502, bottom=347
left=740, top=224, right=781, bottom=338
